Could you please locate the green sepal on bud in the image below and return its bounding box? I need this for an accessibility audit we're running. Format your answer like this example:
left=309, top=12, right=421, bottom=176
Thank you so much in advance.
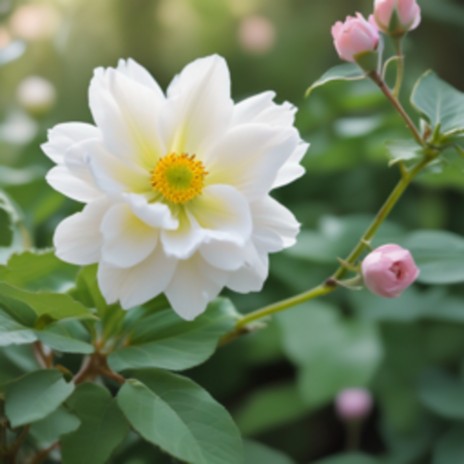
left=353, top=50, right=379, bottom=74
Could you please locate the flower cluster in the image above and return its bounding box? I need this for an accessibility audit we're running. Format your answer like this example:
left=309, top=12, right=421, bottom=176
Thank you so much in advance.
left=331, top=0, right=421, bottom=66
left=43, top=55, right=307, bottom=320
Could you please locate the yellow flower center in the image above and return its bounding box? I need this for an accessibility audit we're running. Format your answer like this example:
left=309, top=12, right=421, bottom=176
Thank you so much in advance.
left=151, top=153, right=207, bottom=204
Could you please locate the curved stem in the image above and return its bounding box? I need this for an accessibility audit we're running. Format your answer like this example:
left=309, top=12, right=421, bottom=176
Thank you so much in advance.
left=231, top=156, right=431, bottom=335
left=369, top=71, right=424, bottom=147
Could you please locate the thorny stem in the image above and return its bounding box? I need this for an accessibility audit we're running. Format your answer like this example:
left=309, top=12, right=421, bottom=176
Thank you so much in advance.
left=229, top=73, right=434, bottom=336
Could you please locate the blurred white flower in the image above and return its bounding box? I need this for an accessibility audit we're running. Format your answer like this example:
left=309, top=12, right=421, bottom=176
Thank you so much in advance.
left=17, top=76, right=56, bottom=116
left=42, top=55, right=307, bottom=320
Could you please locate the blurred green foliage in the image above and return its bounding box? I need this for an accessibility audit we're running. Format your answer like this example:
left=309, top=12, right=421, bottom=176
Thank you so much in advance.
left=1, top=0, right=464, bottom=463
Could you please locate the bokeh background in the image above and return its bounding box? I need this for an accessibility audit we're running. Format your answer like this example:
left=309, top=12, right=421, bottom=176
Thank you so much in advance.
left=1, top=0, right=464, bottom=462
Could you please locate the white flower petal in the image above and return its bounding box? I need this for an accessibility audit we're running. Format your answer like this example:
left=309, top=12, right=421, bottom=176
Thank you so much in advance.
left=165, top=254, right=228, bottom=320
left=89, top=67, right=166, bottom=169
left=42, top=122, right=100, bottom=163
left=273, top=142, right=308, bottom=188
left=161, top=210, right=205, bottom=259
left=163, top=55, right=233, bottom=155
left=252, top=195, right=301, bottom=252
left=46, top=165, right=101, bottom=203
left=116, top=58, right=165, bottom=97
left=188, top=184, right=252, bottom=244
left=125, top=193, right=178, bottom=230
left=199, top=240, right=248, bottom=271
left=232, top=91, right=296, bottom=127
left=204, top=124, right=300, bottom=199
left=98, top=246, right=177, bottom=309
left=54, top=199, right=109, bottom=265
left=100, top=203, right=158, bottom=268
left=227, top=245, right=269, bottom=293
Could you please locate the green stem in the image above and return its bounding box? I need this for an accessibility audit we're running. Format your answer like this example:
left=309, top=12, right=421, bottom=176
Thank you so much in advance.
left=370, top=71, right=424, bottom=147
left=233, top=156, right=431, bottom=332
left=392, top=38, right=404, bottom=98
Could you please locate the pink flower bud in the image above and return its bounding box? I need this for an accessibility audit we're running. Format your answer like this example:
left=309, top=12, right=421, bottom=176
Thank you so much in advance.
left=336, top=388, right=373, bottom=421
left=361, top=244, right=419, bottom=298
left=373, top=0, right=421, bottom=35
left=331, top=13, right=379, bottom=63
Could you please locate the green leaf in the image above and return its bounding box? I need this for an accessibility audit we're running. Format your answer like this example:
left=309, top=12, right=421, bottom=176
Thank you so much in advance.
left=0, top=345, right=40, bottom=391
left=244, top=440, right=295, bottom=464
left=235, top=383, right=307, bottom=436
left=5, top=369, right=74, bottom=427
left=117, top=369, right=244, bottom=464
left=0, top=281, right=96, bottom=323
left=305, top=63, right=365, bottom=97
left=29, top=406, right=80, bottom=448
left=0, top=309, right=37, bottom=346
left=401, top=230, right=464, bottom=284
left=0, top=249, right=78, bottom=292
left=0, top=190, right=24, bottom=263
left=411, top=70, right=464, bottom=137
left=418, top=369, right=464, bottom=419
left=37, top=323, right=94, bottom=354
left=61, top=383, right=129, bottom=464
left=277, top=302, right=382, bottom=408
left=314, top=453, right=381, bottom=464
left=109, top=298, right=238, bottom=372
left=433, top=426, right=464, bottom=464
left=385, top=139, right=423, bottom=166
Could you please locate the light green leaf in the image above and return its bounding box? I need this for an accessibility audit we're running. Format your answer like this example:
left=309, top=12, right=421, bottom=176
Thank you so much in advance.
left=386, top=139, right=423, bottom=166
left=0, top=190, right=24, bottom=263
left=0, top=249, right=78, bottom=292
left=433, top=426, right=464, bottom=464
left=0, top=309, right=37, bottom=346
left=117, top=369, right=244, bottom=464
left=305, top=63, right=365, bottom=97
left=29, top=407, right=80, bottom=448
left=244, top=440, right=295, bottom=464
left=235, top=383, right=307, bottom=436
left=109, top=298, right=238, bottom=372
left=411, top=70, right=464, bottom=137
left=5, top=369, right=74, bottom=427
left=278, top=302, right=382, bottom=408
left=61, top=383, right=129, bottom=464
left=0, top=281, right=96, bottom=323
left=418, top=369, right=464, bottom=419
left=401, top=230, right=464, bottom=284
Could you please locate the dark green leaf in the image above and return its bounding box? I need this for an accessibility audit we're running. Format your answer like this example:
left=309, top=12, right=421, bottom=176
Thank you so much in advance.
left=433, top=426, right=464, bottom=464
left=117, top=369, right=244, bottom=464
left=419, top=369, right=464, bottom=419
left=314, top=453, right=381, bottom=464
left=305, top=64, right=365, bottom=97
left=29, top=406, right=80, bottom=448
left=235, top=383, right=307, bottom=436
left=109, top=298, right=238, bottom=372
left=278, top=302, right=382, bottom=408
left=37, top=323, right=94, bottom=354
left=61, top=383, right=129, bottom=464
left=244, top=440, right=295, bottom=464
left=5, top=369, right=74, bottom=427
left=411, top=70, right=464, bottom=137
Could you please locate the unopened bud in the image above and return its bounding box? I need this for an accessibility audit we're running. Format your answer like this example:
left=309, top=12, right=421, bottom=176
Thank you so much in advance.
left=336, top=388, right=373, bottom=421
left=373, top=0, right=421, bottom=36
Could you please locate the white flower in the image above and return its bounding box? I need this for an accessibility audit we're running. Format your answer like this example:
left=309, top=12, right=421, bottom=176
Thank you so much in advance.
left=42, top=55, right=308, bottom=320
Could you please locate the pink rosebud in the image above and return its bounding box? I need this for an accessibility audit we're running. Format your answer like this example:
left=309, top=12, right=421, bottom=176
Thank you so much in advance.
left=361, top=244, right=419, bottom=298
left=374, top=0, right=421, bottom=35
left=336, top=388, right=373, bottom=421
left=331, top=13, right=379, bottom=63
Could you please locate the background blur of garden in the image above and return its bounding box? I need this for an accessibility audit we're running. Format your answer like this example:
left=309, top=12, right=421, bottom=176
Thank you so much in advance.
left=1, top=0, right=464, bottom=462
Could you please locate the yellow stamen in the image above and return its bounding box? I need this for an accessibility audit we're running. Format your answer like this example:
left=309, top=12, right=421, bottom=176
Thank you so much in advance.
left=151, top=153, right=207, bottom=204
